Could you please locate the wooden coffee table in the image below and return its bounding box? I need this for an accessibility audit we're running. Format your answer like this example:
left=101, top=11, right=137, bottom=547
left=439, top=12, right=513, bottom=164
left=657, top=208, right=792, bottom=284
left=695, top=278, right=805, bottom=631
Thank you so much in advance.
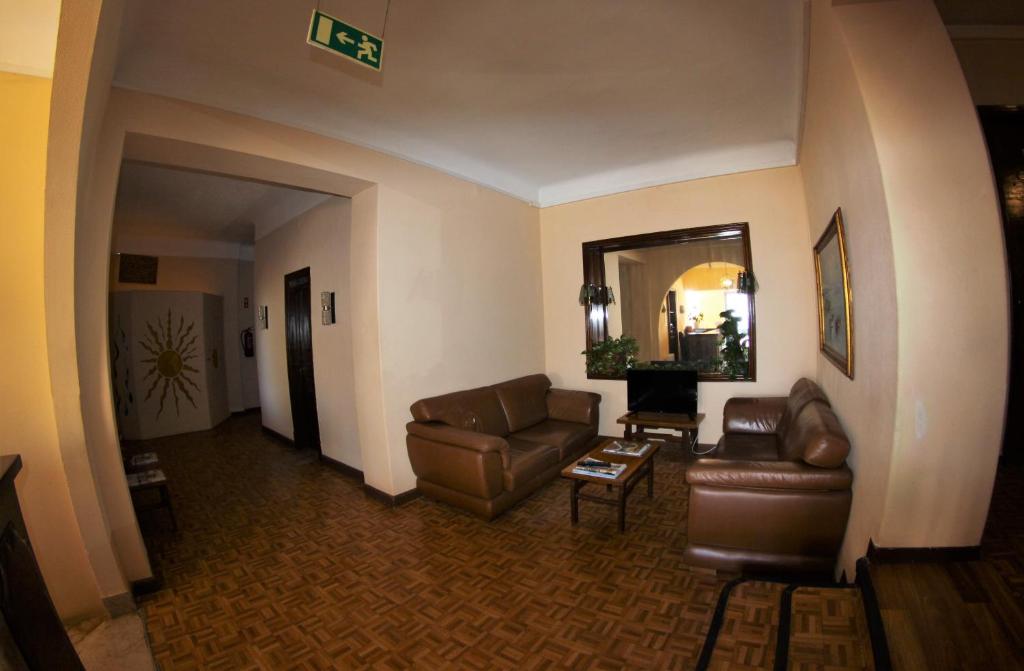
left=561, top=438, right=660, bottom=532
left=617, top=411, right=705, bottom=448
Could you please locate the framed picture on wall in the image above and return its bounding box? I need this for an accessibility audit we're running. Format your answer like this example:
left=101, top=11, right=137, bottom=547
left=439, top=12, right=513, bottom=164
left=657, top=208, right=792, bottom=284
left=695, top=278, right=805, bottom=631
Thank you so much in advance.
left=813, top=208, right=854, bottom=378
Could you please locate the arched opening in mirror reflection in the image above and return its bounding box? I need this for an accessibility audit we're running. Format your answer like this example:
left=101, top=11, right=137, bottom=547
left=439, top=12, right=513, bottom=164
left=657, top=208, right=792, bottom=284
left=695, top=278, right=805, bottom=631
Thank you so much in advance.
left=583, top=222, right=756, bottom=381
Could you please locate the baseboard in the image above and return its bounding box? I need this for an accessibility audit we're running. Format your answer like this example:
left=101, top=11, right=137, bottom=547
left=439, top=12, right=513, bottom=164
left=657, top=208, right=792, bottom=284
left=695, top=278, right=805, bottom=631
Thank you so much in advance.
left=232, top=407, right=261, bottom=416
left=261, top=425, right=294, bottom=446
left=131, top=575, right=163, bottom=598
left=364, top=484, right=421, bottom=507
left=319, top=454, right=365, bottom=483
left=867, top=539, right=981, bottom=562
left=103, top=592, right=137, bottom=617
left=855, top=557, right=893, bottom=671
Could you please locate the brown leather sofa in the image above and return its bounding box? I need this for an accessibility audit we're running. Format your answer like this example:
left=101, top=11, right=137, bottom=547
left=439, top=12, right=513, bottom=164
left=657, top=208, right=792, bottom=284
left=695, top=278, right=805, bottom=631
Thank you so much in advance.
left=684, top=378, right=852, bottom=576
left=406, top=374, right=601, bottom=519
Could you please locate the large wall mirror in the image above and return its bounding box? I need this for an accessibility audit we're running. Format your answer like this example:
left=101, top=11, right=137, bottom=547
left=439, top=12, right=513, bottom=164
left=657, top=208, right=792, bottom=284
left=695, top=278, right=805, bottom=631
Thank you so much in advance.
left=581, top=223, right=756, bottom=381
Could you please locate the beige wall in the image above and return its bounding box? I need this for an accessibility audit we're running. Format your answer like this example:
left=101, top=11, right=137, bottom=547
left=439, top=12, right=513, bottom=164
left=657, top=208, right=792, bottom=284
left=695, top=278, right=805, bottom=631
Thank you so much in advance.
left=833, top=0, right=1007, bottom=550
left=109, top=253, right=259, bottom=413
left=796, top=0, right=1009, bottom=574
left=798, top=0, right=898, bottom=578
left=45, top=0, right=145, bottom=609
left=254, top=197, right=363, bottom=469
left=77, top=88, right=545, bottom=498
left=540, top=167, right=818, bottom=443
left=0, top=71, right=105, bottom=620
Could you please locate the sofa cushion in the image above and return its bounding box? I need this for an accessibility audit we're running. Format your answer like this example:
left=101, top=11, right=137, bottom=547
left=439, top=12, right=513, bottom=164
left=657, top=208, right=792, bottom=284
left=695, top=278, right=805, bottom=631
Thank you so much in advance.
left=493, top=374, right=552, bottom=432
left=776, top=378, right=830, bottom=439
left=511, top=419, right=596, bottom=460
left=409, top=387, right=510, bottom=437
left=713, top=433, right=781, bottom=461
left=687, top=460, right=853, bottom=491
left=722, top=397, right=788, bottom=434
left=502, top=438, right=559, bottom=492
left=782, top=400, right=850, bottom=468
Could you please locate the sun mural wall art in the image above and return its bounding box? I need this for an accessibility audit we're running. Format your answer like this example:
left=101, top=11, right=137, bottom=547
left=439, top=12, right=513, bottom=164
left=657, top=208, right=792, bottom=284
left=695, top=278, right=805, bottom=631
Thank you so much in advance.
left=139, top=310, right=202, bottom=418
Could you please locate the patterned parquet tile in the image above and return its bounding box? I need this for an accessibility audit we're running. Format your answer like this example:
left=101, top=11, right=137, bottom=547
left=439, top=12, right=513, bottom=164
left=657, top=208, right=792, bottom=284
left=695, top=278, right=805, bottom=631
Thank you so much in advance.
left=704, top=582, right=873, bottom=671
left=131, top=415, right=723, bottom=669
left=788, top=588, right=873, bottom=670
left=706, top=581, right=784, bottom=671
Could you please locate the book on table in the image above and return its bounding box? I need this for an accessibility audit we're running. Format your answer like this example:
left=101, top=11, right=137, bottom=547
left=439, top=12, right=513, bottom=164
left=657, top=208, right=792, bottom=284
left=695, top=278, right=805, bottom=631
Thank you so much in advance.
left=602, top=440, right=652, bottom=457
left=126, top=469, right=166, bottom=488
left=128, top=452, right=158, bottom=467
left=572, top=460, right=627, bottom=479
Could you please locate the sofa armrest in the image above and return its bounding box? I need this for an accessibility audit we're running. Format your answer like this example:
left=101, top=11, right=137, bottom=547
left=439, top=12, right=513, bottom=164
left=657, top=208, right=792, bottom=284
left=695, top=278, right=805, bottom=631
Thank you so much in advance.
left=406, top=422, right=509, bottom=462
left=686, top=459, right=852, bottom=491
left=546, top=389, right=601, bottom=426
left=722, top=397, right=788, bottom=434
left=406, top=422, right=509, bottom=499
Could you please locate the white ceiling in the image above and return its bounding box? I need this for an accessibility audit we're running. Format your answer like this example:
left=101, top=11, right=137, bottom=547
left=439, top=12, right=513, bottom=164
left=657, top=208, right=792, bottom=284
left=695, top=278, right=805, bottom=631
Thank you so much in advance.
left=0, top=0, right=61, bottom=76
left=113, top=162, right=332, bottom=243
left=114, top=0, right=807, bottom=207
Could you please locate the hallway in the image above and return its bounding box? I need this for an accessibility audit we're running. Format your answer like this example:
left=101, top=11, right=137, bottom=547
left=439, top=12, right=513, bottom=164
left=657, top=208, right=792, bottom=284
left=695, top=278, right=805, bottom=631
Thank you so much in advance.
left=131, top=414, right=720, bottom=669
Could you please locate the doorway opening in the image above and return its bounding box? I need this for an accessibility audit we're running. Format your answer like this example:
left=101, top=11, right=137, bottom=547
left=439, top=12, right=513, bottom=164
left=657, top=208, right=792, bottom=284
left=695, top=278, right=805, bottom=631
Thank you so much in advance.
left=978, top=107, right=1024, bottom=462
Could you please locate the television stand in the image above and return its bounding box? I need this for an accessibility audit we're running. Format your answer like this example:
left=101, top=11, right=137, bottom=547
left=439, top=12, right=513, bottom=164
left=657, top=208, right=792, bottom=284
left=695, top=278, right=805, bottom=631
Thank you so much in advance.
left=616, top=411, right=706, bottom=449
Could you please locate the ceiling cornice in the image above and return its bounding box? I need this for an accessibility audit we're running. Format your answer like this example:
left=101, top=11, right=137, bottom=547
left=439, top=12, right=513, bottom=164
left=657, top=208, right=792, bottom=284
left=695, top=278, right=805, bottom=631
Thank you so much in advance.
left=946, top=24, right=1024, bottom=40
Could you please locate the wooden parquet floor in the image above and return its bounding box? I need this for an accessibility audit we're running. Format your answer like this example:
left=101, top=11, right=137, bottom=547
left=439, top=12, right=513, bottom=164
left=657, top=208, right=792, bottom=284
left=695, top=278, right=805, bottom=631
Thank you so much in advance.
left=132, top=414, right=724, bottom=670
left=870, top=460, right=1024, bottom=670
left=699, top=580, right=875, bottom=671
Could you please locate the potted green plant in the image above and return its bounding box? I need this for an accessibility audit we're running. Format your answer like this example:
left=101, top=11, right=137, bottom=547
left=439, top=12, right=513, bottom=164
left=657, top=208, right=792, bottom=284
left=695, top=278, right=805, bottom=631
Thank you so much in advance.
left=718, top=309, right=748, bottom=379
left=582, top=336, right=639, bottom=377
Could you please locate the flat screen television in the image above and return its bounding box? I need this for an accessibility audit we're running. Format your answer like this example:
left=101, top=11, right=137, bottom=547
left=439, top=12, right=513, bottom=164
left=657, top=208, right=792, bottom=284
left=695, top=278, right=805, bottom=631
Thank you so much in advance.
left=627, top=368, right=698, bottom=418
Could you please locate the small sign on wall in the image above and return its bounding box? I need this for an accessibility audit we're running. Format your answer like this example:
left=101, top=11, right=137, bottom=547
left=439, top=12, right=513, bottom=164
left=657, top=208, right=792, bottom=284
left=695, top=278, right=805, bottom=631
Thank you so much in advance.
left=118, top=254, right=158, bottom=284
left=307, top=9, right=384, bottom=71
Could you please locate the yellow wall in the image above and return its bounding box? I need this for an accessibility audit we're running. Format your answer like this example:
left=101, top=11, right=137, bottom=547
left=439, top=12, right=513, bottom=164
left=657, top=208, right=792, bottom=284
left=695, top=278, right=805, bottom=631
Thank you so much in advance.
left=798, top=0, right=1007, bottom=575
left=540, top=166, right=818, bottom=443
left=254, top=198, right=362, bottom=469
left=76, top=88, right=545, bottom=499
left=798, top=0, right=899, bottom=579
left=836, top=0, right=1007, bottom=551
left=0, top=72, right=104, bottom=619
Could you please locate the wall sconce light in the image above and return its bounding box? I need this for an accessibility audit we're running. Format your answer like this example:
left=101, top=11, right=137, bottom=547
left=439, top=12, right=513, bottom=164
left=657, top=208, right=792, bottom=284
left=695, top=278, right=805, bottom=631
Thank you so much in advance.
left=257, top=305, right=268, bottom=329
left=721, top=277, right=735, bottom=289
left=578, top=283, right=616, bottom=306
left=737, top=271, right=759, bottom=294
left=321, top=291, right=336, bottom=325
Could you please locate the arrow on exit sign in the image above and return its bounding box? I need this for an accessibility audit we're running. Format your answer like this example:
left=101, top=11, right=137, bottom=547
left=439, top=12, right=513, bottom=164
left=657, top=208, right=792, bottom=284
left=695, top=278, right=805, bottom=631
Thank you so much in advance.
left=307, top=9, right=384, bottom=71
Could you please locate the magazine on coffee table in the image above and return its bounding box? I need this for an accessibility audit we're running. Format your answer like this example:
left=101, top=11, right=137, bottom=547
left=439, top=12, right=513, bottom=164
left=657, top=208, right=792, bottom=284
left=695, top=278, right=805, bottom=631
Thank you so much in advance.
left=128, top=452, right=159, bottom=467
left=571, top=459, right=627, bottom=479
left=126, top=469, right=167, bottom=488
left=602, top=440, right=651, bottom=457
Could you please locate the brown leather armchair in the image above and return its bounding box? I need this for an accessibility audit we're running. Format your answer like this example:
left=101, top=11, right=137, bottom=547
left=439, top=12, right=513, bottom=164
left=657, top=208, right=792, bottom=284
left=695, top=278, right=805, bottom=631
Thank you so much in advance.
left=684, top=379, right=852, bottom=576
left=407, top=374, right=601, bottom=519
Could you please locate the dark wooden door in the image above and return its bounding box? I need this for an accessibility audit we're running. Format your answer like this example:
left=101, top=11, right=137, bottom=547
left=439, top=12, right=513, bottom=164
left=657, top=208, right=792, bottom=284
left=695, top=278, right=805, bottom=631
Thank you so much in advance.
left=979, top=108, right=1024, bottom=460
left=666, top=290, right=679, bottom=358
left=0, top=456, right=83, bottom=669
left=284, top=268, right=321, bottom=452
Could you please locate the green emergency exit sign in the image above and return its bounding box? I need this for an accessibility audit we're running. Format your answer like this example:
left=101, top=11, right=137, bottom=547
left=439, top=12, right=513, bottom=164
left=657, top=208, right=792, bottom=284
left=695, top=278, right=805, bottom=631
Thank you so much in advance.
left=307, top=9, right=384, bottom=71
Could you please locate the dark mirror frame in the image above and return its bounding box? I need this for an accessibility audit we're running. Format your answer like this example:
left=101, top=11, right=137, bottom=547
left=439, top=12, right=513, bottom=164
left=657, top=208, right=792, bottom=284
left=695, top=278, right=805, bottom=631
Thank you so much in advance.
left=582, top=222, right=756, bottom=381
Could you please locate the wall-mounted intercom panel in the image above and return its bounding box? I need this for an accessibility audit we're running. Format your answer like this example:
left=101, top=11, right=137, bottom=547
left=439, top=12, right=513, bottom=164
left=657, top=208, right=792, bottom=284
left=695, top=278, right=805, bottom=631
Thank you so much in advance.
left=321, top=291, right=336, bottom=325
